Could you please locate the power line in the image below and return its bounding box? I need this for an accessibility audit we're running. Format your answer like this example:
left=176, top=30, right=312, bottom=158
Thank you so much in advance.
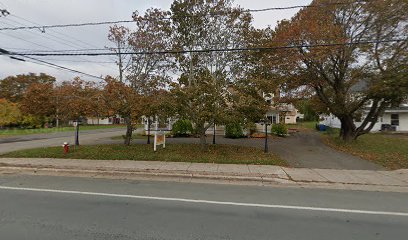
left=2, top=15, right=118, bottom=70
left=22, top=56, right=105, bottom=80
left=247, top=1, right=368, bottom=12
left=7, top=38, right=406, bottom=57
left=17, top=48, right=117, bottom=53
left=0, top=31, right=54, bottom=50
left=31, top=57, right=116, bottom=64
left=10, top=14, right=118, bottom=63
left=1, top=47, right=105, bottom=80
left=0, top=1, right=369, bottom=31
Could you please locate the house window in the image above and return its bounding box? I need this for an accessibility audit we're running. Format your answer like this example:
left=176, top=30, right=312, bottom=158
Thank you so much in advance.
left=391, top=114, right=399, bottom=126
left=108, top=118, right=113, bottom=124
left=272, top=115, right=277, bottom=124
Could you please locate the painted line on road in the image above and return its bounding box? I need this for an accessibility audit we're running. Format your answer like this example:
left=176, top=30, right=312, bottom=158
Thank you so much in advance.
left=1, top=185, right=407, bottom=217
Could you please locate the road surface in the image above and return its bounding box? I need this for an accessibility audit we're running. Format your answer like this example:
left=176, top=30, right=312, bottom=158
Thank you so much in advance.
left=0, top=174, right=407, bottom=239
left=0, top=128, right=125, bottom=154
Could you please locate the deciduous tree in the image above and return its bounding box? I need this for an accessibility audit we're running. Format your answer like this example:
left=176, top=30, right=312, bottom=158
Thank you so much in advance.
left=170, top=0, right=252, bottom=148
left=0, top=98, right=21, bottom=127
left=0, top=73, right=55, bottom=103
left=273, top=0, right=408, bottom=141
left=103, top=77, right=141, bottom=145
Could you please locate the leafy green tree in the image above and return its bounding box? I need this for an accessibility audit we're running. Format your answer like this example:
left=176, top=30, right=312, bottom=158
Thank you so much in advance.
left=0, top=98, right=21, bottom=127
left=172, top=119, right=193, bottom=137
left=294, top=99, right=319, bottom=122
left=170, top=0, right=252, bottom=148
left=109, top=8, right=173, bottom=145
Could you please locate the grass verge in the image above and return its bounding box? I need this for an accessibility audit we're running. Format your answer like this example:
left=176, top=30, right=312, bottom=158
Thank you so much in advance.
left=110, top=134, right=148, bottom=140
left=0, top=144, right=287, bottom=166
left=0, top=125, right=126, bottom=137
left=322, top=132, right=408, bottom=169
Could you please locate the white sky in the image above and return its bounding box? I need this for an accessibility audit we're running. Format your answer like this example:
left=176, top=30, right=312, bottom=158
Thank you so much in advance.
left=0, top=0, right=312, bottom=82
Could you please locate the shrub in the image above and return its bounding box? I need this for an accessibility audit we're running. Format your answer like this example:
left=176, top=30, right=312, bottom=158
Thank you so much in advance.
left=19, top=114, right=42, bottom=129
left=271, top=123, right=288, bottom=137
left=172, top=119, right=193, bottom=137
left=225, top=122, right=245, bottom=139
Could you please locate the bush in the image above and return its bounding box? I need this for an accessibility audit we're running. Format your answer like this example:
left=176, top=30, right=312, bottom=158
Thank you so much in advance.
left=19, top=115, right=42, bottom=129
left=272, top=123, right=288, bottom=137
left=172, top=119, right=193, bottom=137
left=225, top=122, right=245, bottom=139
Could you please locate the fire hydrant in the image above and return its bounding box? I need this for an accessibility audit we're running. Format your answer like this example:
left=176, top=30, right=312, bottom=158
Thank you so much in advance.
left=63, top=142, right=69, bottom=154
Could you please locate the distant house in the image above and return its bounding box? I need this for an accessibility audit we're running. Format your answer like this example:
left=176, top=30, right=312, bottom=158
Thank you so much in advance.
left=320, top=104, right=408, bottom=132
left=86, top=116, right=124, bottom=125
left=141, top=90, right=300, bottom=136
left=263, top=92, right=299, bottom=124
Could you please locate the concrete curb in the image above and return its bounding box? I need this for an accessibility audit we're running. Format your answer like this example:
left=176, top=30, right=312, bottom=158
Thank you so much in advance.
left=1, top=162, right=408, bottom=192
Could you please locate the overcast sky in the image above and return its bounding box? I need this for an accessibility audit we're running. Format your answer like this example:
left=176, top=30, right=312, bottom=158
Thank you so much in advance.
left=0, top=0, right=312, bottom=82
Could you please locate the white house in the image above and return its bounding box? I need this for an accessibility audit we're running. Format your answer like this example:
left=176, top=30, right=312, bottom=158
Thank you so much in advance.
left=86, top=116, right=124, bottom=125
left=320, top=104, right=408, bottom=132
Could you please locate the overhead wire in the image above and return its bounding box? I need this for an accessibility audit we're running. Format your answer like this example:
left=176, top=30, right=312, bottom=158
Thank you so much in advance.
left=2, top=16, right=118, bottom=70
left=0, top=1, right=371, bottom=31
left=7, top=38, right=406, bottom=57
left=21, top=55, right=105, bottom=80
left=10, top=14, right=119, bottom=63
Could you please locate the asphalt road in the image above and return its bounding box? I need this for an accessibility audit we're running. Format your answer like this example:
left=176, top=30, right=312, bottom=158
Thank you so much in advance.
left=0, top=127, right=125, bottom=144
left=0, top=128, right=125, bottom=154
left=0, top=174, right=407, bottom=239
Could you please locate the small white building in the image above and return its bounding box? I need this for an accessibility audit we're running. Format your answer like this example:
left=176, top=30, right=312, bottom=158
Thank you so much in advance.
left=86, top=116, right=124, bottom=125
left=320, top=105, right=408, bottom=132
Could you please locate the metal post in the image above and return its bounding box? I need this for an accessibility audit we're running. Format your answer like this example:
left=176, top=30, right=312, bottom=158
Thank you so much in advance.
left=264, top=123, right=268, bottom=153
left=147, top=118, right=151, bottom=144
left=75, top=121, right=79, bottom=146
left=212, top=123, right=216, bottom=145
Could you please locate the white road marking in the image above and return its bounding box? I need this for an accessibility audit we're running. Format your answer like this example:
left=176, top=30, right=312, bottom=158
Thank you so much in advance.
left=0, top=185, right=407, bottom=217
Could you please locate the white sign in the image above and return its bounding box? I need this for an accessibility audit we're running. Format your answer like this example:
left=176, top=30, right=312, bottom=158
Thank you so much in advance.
left=154, top=132, right=166, bottom=152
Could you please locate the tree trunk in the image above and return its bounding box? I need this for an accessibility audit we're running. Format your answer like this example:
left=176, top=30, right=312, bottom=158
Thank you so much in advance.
left=339, top=116, right=356, bottom=142
left=196, top=122, right=208, bottom=151
left=199, top=130, right=208, bottom=150
left=124, top=116, right=132, bottom=146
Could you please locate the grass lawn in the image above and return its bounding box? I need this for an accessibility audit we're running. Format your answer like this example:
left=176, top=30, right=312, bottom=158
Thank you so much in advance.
left=111, top=134, right=148, bottom=140
left=322, top=132, right=408, bottom=169
left=0, top=125, right=125, bottom=137
left=0, top=144, right=287, bottom=166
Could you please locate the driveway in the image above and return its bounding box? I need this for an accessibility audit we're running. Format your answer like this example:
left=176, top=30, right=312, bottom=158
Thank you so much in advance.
left=267, top=131, right=384, bottom=170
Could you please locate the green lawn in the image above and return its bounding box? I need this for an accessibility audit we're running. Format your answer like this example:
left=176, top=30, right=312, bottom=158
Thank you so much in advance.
left=111, top=134, right=148, bottom=140
left=322, top=132, right=408, bottom=169
left=0, top=125, right=125, bottom=137
left=0, top=144, right=287, bottom=166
